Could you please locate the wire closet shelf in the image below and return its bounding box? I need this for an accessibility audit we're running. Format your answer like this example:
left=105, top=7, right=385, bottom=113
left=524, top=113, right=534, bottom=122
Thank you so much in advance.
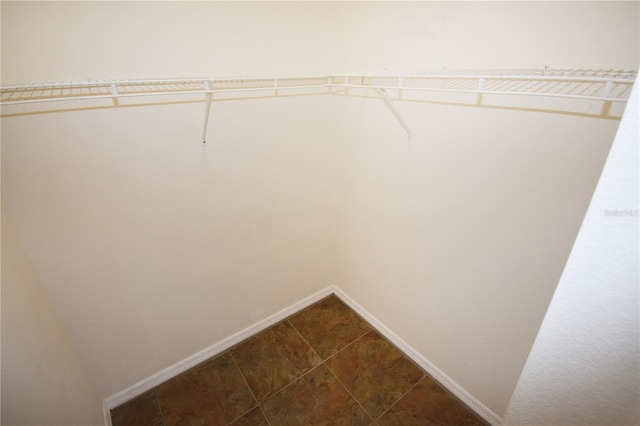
left=1, top=69, right=636, bottom=106
left=1, top=69, right=636, bottom=142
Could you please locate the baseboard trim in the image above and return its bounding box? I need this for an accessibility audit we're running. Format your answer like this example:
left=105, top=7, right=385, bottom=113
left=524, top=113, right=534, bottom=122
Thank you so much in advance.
left=103, top=284, right=501, bottom=426
left=103, top=400, right=112, bottom=426
left=102, top=285, right=336, bottom=422
left=332, top=287, right=502, bottom=426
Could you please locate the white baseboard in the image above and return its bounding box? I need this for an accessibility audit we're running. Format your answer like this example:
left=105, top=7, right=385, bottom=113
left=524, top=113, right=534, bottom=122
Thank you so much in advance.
left=103, top=400, right=112, bottom=426
left=104, top=284, right=501, bottom=426
left=332, top=287, right=502, bottom=426
left=102, top=285, right=335, bottom=423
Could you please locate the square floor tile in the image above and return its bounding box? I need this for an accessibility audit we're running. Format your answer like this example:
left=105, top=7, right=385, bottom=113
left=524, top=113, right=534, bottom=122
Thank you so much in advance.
left=377, top=376, right=488, bottom=426
left=110, top=390, right=163, bottom=426
left=262, top=364, right=371, bottom=425
left=155, top=353, right=256, bottom=426
left=231, top=321, right=322, bottom=401
left=288, top=295, right=371, bottom=359
left=326, top=330, right=424, bottom=419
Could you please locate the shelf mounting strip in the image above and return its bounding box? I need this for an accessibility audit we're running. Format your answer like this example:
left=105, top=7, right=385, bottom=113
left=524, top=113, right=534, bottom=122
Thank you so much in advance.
left=1, top=69, right=636, bottom=142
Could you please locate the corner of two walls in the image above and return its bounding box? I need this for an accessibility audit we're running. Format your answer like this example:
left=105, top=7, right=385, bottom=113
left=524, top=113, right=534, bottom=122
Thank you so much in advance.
left=2, top=1, right=638, bottom=423
left=334, top=86, right=625, bottom=417
left=332, top=1, right=639, bottom=418
left=1, top=211, right=104, bottom=425
left=0, top=1, right=349, bottom=418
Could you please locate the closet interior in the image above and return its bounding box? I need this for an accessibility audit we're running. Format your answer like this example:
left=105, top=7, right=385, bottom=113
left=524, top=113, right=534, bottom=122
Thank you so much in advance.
left=2, top=2, right=638, bottom=426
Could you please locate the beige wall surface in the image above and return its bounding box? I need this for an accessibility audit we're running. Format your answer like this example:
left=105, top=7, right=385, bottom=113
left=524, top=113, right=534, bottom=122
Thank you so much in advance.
left=503, top=75, right=639, bottom=426
left=1, top=95, right=346, bottom=399
left=337, top=1, right=638, bottom=71
left=333, top=1, right=638, bottom=417
left=0, top=1, right=345, bottom=84
left=336, top=93, right=626, bottom=417
left=1, top=212, right=103, bottom=425
left=1, top=1, right=638, bottom=423
left=1, top=1, right=350, bottom=416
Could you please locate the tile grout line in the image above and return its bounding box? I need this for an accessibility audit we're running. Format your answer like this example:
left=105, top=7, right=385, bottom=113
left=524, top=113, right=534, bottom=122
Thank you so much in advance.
left=154, top=390, right=168, bottom=426
left=285, top=313, right=377, bottom=424
left=285, top=319, right=325, bottom=363
left=323, top=359, right=376, bottom=424
left=256, top=403, right=273, bottom=426
left=324, top=327, right=374, bottom=361
left=318, top=325, right=428, bottom=423
left=227, top=350, right=268, bottom=426
left=286, top=293, right=373, bottom=361
left=259, top=362, right=326, bottom=405
left=284, top=317, right=375, bottom=422
left=230, top=317, right=327, bottom=425
left=236, top=303, right=411, bottom=425
left=285, top=299, right=382, bottom=423
left=371, top=373, right=426, bottom=423
left=322, top=329, right=425, bottom=424
left=352, top=328, right=432, bottom=421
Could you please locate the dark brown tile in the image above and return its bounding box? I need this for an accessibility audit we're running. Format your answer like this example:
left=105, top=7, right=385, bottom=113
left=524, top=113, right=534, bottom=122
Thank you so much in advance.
left=228, top=406, right=269, bottom=425
left=156, top=353, right=256, bottom=426
left=262, top=364, right=371, bottom=425
left=326, top=330, right=424, bottom=419
left=377, top=376, right=488, bottom=426
left=231, top=321, right=322, bottom=402
left=110, top=390, right=163, bottom=426
left=288, top=295, right=371, bottom=359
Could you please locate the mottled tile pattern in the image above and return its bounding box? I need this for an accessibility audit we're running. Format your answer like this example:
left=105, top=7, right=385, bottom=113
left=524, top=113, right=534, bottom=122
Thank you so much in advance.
left=264, top=365, right=371, bottom=426
left=110, top=390, right=163, bottom=426
left=231, top=321, right=322, bottom=401
left=262, top=364, right=371, bottom=425
left=228, top=406, right=269, bottom=425
left=156, top=353, right=256, bottom=426
left=378, top=376, right=488, bottom=425
left=111, top=293, right=486, bottom=426
left=327, top=330, right=425, bottom=418
left=288, top=295, right=371, bottom=359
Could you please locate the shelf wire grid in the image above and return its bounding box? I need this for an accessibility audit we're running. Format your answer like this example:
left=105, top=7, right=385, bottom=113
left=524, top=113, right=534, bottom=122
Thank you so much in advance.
left=1, top=69, right=636, bottom=108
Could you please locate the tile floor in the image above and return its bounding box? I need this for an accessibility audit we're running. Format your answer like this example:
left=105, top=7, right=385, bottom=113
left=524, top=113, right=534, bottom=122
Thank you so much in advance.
left=110, top=295, right=488, bottom=426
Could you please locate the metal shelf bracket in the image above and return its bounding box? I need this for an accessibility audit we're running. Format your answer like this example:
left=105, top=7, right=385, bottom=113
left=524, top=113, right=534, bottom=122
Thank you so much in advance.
left=201, top=80, right=213, bottom=146
left=372, top=77, right=412, bottom=138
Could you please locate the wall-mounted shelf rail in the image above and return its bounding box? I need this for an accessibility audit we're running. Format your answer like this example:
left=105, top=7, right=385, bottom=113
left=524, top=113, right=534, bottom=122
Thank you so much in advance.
left=0, top=76, right=330, bottom=106
left=330, top=69, right=636, bottom=103
left=1, top=69, right=635, bottom=141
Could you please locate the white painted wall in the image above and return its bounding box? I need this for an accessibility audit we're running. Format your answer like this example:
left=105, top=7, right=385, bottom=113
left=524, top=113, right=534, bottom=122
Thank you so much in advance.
left=1, top=212, right=103, bottom=425
left=503, top=79, right=639, bottom=426
left=1, top=1, right=638, bottom=424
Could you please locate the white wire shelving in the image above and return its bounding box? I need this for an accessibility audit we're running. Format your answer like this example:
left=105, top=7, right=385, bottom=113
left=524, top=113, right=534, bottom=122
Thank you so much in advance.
left=1, top=69, right=636, bottom=142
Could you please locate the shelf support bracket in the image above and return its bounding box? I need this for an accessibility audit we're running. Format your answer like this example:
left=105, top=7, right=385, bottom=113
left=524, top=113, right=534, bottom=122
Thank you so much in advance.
left=601, top=80, right=614, bottom=116
left=372, top=77, right=412, bottom=138
left=110, top=83, right=119, bottom=106
left=201, top=80, right=213, bottom=146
